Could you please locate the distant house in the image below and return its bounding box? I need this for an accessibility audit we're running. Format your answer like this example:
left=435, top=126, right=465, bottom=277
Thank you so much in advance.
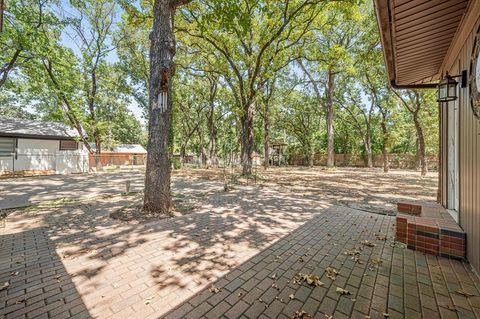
left=88, top=144, right=147, bottom=168
left=0, top=117, right=89, bottom=176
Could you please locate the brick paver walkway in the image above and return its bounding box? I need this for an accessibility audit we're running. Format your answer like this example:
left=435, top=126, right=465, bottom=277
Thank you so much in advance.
left=1, top=189, right=479, bottom=319
left=0, top=184, right=327, bottom=319
left=166, top=207, right=480, bottom=319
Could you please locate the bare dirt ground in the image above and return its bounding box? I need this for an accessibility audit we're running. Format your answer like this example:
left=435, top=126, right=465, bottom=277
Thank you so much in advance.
left=175, top=166, right=438, bottom=215
left=0, top=166, right=437, bottom=214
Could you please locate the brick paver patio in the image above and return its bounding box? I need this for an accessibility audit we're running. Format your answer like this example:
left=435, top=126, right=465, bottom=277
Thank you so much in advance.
left=165, top=207, right=480, bottom=319
left=1, top=182, right=479, bottom=319
left=0, top=184, right=327, bottom=319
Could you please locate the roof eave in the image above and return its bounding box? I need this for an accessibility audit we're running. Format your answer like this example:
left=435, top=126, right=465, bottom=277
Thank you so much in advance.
left=373, top=0, right=440, bottom=89
left=0, top=133, right=79, bottom=140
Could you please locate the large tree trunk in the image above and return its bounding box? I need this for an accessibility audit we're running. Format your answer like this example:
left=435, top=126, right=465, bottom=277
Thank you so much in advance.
left=93, top=134, right=103, bottom=171
left=263, top=103, right=270, bottom=170
left=413, top=114, right=427, bottom=176
left=198, top=127, right=208, bottom=168
left=93, top=153, right=102, bottom=171
left=241, top=103, right=254, bottom=175
left=365, top=138, right=373, bottom=168
left=207, top=105, right=215, bottom=168
left=42, top=59, right=92, bottom=156
left=207, top=76, right=217, bottom=168
left=415, top=138, right=421, bottom=170
left=365, top=124, right=373, bottom=168
left=326, top=70, right=335, bottom=167
left=0, top=49, right=21, bottom=89
left=88, top=67, right=103, bottom=171
left=207, top=138, right=215, bottom=168
left=381, top=119, right=389, bottom=173
left=143, top=0, right=176, bottom=213
left=308, top=144, right=314, bottom=167
left=180, top=143, right=187, bottom=166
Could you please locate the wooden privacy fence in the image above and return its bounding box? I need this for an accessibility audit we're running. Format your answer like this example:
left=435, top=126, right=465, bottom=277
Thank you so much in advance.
left=289, top=153, right=438, bottom=170
left=88, top=153, right=147, bottom=168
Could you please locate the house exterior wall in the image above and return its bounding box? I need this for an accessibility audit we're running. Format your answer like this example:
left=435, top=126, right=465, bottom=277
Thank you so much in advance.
left=440, top=14, right=480, bottom=273
left=55, top=142, right=89, bottom=174
left=15, top=139, right=58, bottom=172
left=0, top=138, right=88, bottom=175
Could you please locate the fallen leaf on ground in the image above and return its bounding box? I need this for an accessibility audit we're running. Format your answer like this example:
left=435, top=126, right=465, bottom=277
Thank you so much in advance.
left=325, top=267, right=339, bottom=280
left=294, top=273, right=324, bottom=287
left=375, top=234, right=387, bottom=241
left=455, top=289, right=475, bottom=297
left=15, top=298, right=26, bottom=304
left=345, top=247, right=363, bottom=256
left=289, top=294, right=295, bottom=300
left=0, top=282, right=9, bottom=291
left=144, top=296, right=154, bottom=305
left=11, top=271, right=18, bottom=276
left=361, top=240, right=376, bottom=247
left=209, top=285, right=220, bottom=294
left=367, top=258, right=383, bottom=270
left=383, top=312, right=389, bottom=318
left=292, top=310, right=313, bottom=319
left=271, top=273, right=277, bottom=279
left=336, top=287, right=350, bottom=295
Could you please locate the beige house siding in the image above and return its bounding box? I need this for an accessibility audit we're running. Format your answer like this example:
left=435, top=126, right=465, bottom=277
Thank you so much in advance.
left=441, top=15, right=480, bottom=273
left=439, top=101, right=448, bottom=208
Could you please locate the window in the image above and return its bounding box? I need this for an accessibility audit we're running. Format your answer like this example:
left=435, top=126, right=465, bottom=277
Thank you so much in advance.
left=59, top=140, right=78, bottom=151
left=0, top=137, right=15, bottom=156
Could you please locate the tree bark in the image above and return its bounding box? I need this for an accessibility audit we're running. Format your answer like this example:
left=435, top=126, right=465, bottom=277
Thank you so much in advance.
left=326, top=70, right=335, bottom=167
left=365, top=133, right=373, bottom=168
left=88, top=69, right=103, bottom=171
left=41, top=58, right=94, bottom=157
left=308, top=144, right=314, bottom=167
left=0, top=49, right=22, bottom=88
left=207, top=88, right=216, bottom=168
left=180, top=143, right=187, bottom=166
left=380, top=117, right=389, bottom=173
left=144, top=0, right=177, bottom=213
left=241, top=103, right=254, bottom=175
left=263, top=102, right=270, bottom=170
left=413, top=114, right=427, bottom=176
left=363, top=119, right=373, bottom=168
left=393, top=89, right=428, bottom=177
left=197, top=126, right=208, bottom=168
left=207, top=124, right=215, bottom=168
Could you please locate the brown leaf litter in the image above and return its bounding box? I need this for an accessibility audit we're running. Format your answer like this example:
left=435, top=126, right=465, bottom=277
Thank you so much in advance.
left=1, top=282, right=9, bottom=291
left=325, top=267, right=339, bottom=280
left=209, top=285, right=221, bottom=294
left=293, top=273, right=324, bottom=287
left=336, top=287, right=350, bottom=295
left=292, top=310, right=313, bottom=319
left=361, top=240, right=376, bottom=247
